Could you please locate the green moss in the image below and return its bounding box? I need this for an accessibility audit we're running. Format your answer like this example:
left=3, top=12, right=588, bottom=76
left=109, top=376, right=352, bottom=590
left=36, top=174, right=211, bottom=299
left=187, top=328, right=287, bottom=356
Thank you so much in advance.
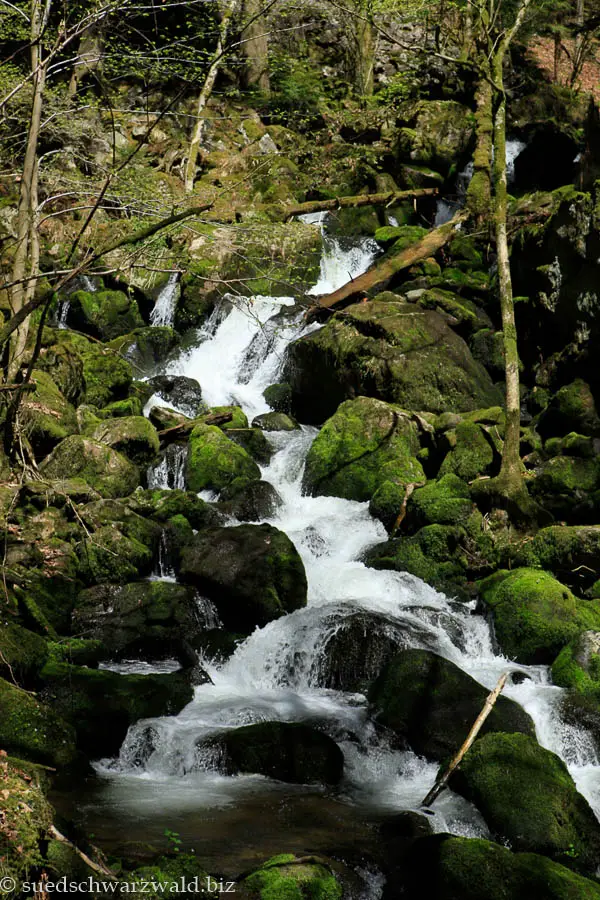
left=0, top=755, right=54, bottom=888
left=61, top=333, right=133, bottom=408
left=47, top=638, right=104, bottom=667
left=0, top=678, right=77, bottom=766
left=242, top=856, right=343, bottom=900
left=470, top=329, right=506, bottom=377
left=70, top=288, right=143, bottom=340
left=540, top=380, right=600, bottom=438
left=40, top=435, right=140, bottom=498
left=263, top=383, right=292, bottom=413
left=479, top=568, right=600, bottom=664
left=130, top=488, right=218, bottom=529
left=186, top=424, right=260, bottom=494
left=0, top=622, right=48, bottom=683
left=407, top=474, right=473, bottom=528
left=92, top=415, right=160, bottom=466
left=449, top=235, right=483, bottom=267
left=211, top=406, right=249, bottom=429
left=415, top=289, right=484, bottom=333
left=451, top=733, right=600, bottom=873
left=545, top=433, right=594, bottom=459
left=103, top=396, right=143, bottom=418
left=21, top=370, right=77, bottom=457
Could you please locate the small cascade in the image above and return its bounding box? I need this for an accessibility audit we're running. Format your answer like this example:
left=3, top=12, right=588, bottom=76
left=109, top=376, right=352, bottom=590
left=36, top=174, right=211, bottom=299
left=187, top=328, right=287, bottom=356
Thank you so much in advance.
left=151, top=530, right=176, bottom=581
left=151, top=272, right=180, bottom=327
left=506, top=137, right=527, bottom=184
left=147, top=443, right=187, bottom=491
left=298, top=212, right=380, bottom=296
left=57, top=300, right=70, bottom=329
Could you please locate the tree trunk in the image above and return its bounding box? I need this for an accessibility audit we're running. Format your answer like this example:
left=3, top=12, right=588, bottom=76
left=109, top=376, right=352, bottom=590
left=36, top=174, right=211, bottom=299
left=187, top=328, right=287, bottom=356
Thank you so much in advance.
left=184, top=0, right=240, bottom=193
left=282, top=188, right=437, bottom=219
left=466, top=73, right=493, bottom=225
left=355, top=9, right=375, bottom=96
left=240, top=0, right=271, bottom=93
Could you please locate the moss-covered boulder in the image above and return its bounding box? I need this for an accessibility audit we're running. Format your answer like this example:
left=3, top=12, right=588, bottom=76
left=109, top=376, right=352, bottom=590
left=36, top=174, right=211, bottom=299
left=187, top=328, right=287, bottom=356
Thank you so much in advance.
left=40, top=661, right=193, bottom=755
left=517, top=525, right=600, bottom=594
left=72, top=581, right=207, bottom=665
left=303, top=398, right=425, bottom=518
left=414, top=288, right=491, bottom=337
left=92, top=416, right=160, bottom=466
left=148, top=375, right=205, bottom=418
left=0, top=755, right=55, bottom=889
left=75, top=499, right=162, bottom=584
left=285, top=301, right=502, bottom=425
left=539, top=380, right=600, bottom=439
left=21, top=370, right=77, bottom=459
left=252, top=411, right=299, bottom=431
left=406, top=474, right=473, bottom=530
left=470, top=328, right=507, bottom=379
left=479, top=568, right=600, bottom=663
left=368, top=649, right=534, bottom=760
left=0, top=678, right=77, bottom=766
left=129, top=488, right=221, bottom=530
left=263, top=382, right=292, bottom=413
left=227, top=427, right=273, bottom=465
left=204, top=722, right=343, bottom=785
left=552, top=631, right=600, bottom=696
left=179, top=524, right=307, bottom=632
left=239, top=854, right=343, bottom=900
left=62, top=332, right=133, bottom=408
left=397, top=834, right=600, bottom=900
left=0, top=622, right=48, bottom=684
left=397, top=100, right=474, bottom=174
left=217, top=479, right=282, bottom=522
left=36, top=339, right=85, bottom=404
left=438, top=420, right=497, bottom=481
left=108, top=326, right=179, bottom=372
left=531, top=456, right=600, bottom=522
left=186, top=424, right=260, bottom=494
left=69, top=288, right=144, bottom=340
left=451, top=733, right=600, bottom=873
left=40, top=435, right=140, bottom=498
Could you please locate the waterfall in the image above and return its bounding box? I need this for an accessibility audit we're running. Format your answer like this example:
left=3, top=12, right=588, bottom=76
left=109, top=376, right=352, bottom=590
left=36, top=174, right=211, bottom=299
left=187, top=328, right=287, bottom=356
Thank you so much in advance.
left=147, top=442, right=187, bottom=491
left=89, top=224, right=600, bottom=885
left=298, top=211, right=380, bottom=297
left=151, top=272, right=180, bottom=327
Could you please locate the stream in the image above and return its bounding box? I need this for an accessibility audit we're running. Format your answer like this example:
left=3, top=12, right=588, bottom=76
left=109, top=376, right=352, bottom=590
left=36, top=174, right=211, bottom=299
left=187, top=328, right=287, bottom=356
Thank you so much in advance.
left=59, top=217, right=600, bottom=890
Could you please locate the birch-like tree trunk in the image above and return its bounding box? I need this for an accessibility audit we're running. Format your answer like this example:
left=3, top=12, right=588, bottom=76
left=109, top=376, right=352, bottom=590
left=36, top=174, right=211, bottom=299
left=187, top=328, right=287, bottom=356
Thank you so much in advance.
left=240, top=0, right=271, bottom=93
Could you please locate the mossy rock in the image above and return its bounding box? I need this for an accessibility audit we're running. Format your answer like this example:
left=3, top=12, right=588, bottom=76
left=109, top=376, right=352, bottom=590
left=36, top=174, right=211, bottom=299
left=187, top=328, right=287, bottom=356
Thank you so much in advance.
left=39, top=660, right=193, bottom=755
left=546, top=433, right=595, bottom=459
left=0, top=677, right=77, bottom=766
left=364, top=524, right=470, bottom=598
left=451, top=733, right=600, bottom=874
left=398, top=834, right=600, bottom=900
left=217, top=479, right=282, bottom=522
left=397, top=100, right=474, bottom=174
left=92, top=416, right=160, bottom=466
left=0, top=755, right=54, bottom=888
left=479, top=567, right=600, bottom=664
left=368, top=648, right=534, bottom=761
left=252, top=411, right=299, bottom=432
left=69, top=288, right=144, bottom=340
left=204, top=722, right=344, bottom=785
left=285, top=301, right=502, bottom=425
left=36, top=340, right=85, bottom=404
left=263, top=382, right=292, bottom=413
left=186, top=424, right=260, bottom=494
left=406, top=474, right=473, bottom=529
left=73, top=581, right=206, bottom=665
left=552, top=631, right=600, bottom=698
left=179, top=523, right=307, bottom=632
left=227, top=427, right=273, bottom=464
left=104, top=396, right=144, bottom=418
left=530, top=456, right=600, bottom=522
left=415, top=288, right=490, bottom=336
left=517, top=525, right=600, bottom=594
left=470, top=328, right=507, bottom=379
left=108, top=326, right=179, bottom=372
left=0, top=622, right=48, bottom=684
left=438, top=420, right=497, bottom=481
left=47, top=638, right=104, bottom=667
left=303, top=397, right=425, bottom=508
left=539, top=380, right=600, bottom=439
left=211, top=405, right=248, bottom=429
left=40, top=435, right=140, bottom=498
left=21, top=370, right=77, bottom=459
left=60, top=332, right=133, bottom=408
left=129, top=488, right=221, bottom=530
left=240, top=854, right=343, bottom=900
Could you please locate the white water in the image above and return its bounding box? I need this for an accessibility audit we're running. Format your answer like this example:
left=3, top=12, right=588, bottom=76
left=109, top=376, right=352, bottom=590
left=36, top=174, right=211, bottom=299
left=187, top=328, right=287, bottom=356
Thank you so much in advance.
left=151, top=272, right=180, bottom=327
left=96, top=226, right=600, bottom=869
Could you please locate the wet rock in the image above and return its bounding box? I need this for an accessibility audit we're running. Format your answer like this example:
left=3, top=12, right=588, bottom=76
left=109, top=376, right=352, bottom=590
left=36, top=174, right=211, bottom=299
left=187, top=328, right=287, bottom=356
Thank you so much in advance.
left=129, top=488, right=222, bottom=529
left=185, top=424, right=261, bottom=494
left=379, top=811, right=434, bottom=900
left=68, top=288, right=143, bottom=340
left=227, top=427, right=273, bottom=464
left=92, top=416, right=160, bottom=466
left=479, top=568, right=600, bottom=664
left=40, top=435, right=140, bottom=499
left=285, top=301, right=502, bottom=425
left=179, top=523, right=307, bottom=632
left=263, top=382, right=292, bottom=413
left=0, top=677, right=77, bottom=766
left=217, top=479, right=282, bottom=521
left=397, top=834, right=600, bottom=899
left=203, top=721, right=343, bottom=785
left=109, top=327, right=180, bottom=372
left=252, top=411, right=299, bottom=431
left=148, top=406, right=189, bottom=430
left=148, top=375, right=206, bottom=418
left=451, top=733, right=600, bottom=874
left=368, top=649, right=535, bottom=761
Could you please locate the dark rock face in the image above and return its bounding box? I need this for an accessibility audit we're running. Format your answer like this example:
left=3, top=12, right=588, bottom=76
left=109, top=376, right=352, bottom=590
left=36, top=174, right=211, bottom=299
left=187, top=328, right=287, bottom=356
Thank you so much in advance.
left=178, top=523, right=307, bottom=632
left=148, top=375, right=206, bottom=417
left=284, top=301, right=501, bottom=425
left=217, top=479, right=282, bottom=521
left=368, top=649, right=535, bottom=760
left=201, top=721, right=344, bottom=785
left=451, top=733, right=600, bottom=875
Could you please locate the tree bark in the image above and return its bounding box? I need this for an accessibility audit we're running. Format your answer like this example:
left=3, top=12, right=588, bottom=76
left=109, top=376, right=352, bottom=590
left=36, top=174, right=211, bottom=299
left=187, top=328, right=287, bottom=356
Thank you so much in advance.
left=184, top=0, right=240, bottom=193
left=282, top=188, right=437, bottom=219
left=240, top=0, right=271, bottom=93
left=466, top=74, right=493, bottom=225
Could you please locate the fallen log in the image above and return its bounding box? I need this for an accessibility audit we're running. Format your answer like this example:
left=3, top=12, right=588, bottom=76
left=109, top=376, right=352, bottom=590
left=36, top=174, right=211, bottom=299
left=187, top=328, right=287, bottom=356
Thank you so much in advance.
left=421, top=671, right=508, bottom=808
left=313, top=209, right=468, bottom=312
left=158, top=411, right=233, bottom=443
left=282, top=188, right=438, bottom=221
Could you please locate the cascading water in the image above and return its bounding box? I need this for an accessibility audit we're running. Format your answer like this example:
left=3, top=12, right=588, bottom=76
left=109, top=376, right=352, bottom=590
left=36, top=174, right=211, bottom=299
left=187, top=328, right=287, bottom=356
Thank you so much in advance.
left=85, top=222, right=600, bottom=889
left=57, top=274, right=97, bottom=329
left=151, top=272, right=180, bottom=327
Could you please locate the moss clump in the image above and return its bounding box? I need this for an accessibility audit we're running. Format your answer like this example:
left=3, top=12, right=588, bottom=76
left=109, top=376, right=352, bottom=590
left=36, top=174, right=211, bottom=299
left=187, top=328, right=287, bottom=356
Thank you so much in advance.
left=211, top=405, right=248, bottom=429
left=109, top=326, right=179, bottom=372
left=0, top=755, right=54, bottom=888
left=186, top=424, right=260, bottom=494
left=546, top=433, right=594, bottom=459
left=479, top=567, right=600, bottom=663
left=0, top=622, right=48, bottom=684
left=0, top=678, right=77, bottom=766
left=407, top=474, right=473, bottom=528
left=470, top=328, right=506, bottom=378
left=92, top=415, right=160, bottom=466
left=130, top=488, right=220, bottom=529
left=40, top=435, right=140, bottom=498
left=368, top=649, right=533, bottom=761
left=451, top=733, right=600, bottom=874
left=69, top=288, right=144, bottom=340
left=60, top=332, right=133, bottom=408
left=21, top=370, right=77, bottom=459
left=518, top=525, right=600, bottom=593
left=227, top=427, right=273, bottom=464
left=438, top=420, right=496, bottom=481
left=241, top=855, right=343, bottom=900
left=539, top=379, right=600, bottom=439
left=303, top=397, right=425, bottom=506
left=415, top=289, right=485, bottom=334
left=530, top=456, right=600, bottom=521
left=103, top=396, right=143, bottom=418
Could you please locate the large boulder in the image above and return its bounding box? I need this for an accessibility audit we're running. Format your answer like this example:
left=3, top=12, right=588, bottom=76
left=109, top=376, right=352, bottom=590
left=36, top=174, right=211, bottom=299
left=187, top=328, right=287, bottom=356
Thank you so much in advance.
left=203, top=722, right=343, bottom=785
left=538, top=380, right=600, bottom=439
left=148, top=375, right=205, bottom=417
left=239, top=854, right=343, bottom=900
left=40, top=660, right=193, bottom=755
left=285, top=301, right=501, bottom=425
left=0, top=622, right=48, bottom=685
left=396, top=834, right=600, bottom=900
left=185, top=424, right=260, bottom=494
left=396, top=100, right=474, bottom=174
left=92, top=416, right=160, bottom=466
left=72, top=581, right=211, bottom=665
left=479, top=568, right=600, bottom=664
left=303, top=398, right=425, bottom=521
left=63, top=332, right=133, bottom=408
left=40, top=435, right=139, bottom=498
left=517, top=525, right=600, bottom=594
left=0, top=677, right=77, bottom=766
left=68, top=288, right=144, bottom=340
left=179, top=524, right=307, bottom=632
left=368, top=649, right=535, bottom=760
left=451, top=733, right=600, bottom=874
left=21, top=370, right=77, bottom=459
